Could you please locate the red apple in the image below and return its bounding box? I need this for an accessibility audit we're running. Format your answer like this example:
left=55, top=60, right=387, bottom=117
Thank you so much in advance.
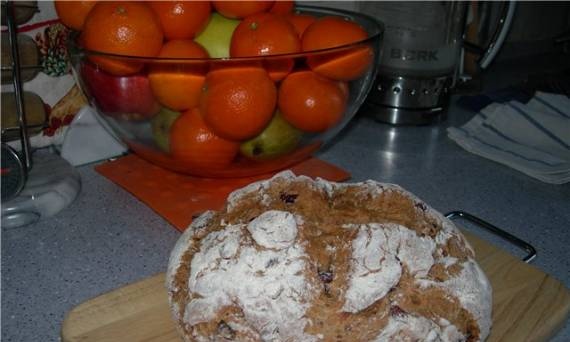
left=80, top=62, right=161, bottom=121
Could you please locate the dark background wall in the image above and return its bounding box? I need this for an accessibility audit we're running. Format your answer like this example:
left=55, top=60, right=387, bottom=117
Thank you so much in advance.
left=308, top=1, right=570, bottom=60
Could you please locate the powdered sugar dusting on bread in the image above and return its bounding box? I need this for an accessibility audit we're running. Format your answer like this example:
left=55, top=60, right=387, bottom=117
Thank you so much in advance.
left=185, top=221, right=317, bottom=341
left=343, top=223, right=436, bottom=312
left=373, top=314, right=465, bottom=342
left=417, top=260, right=493, bottom=339
left=343, top=224, right=402, bottom=312
left=167, top=211, right=216, bottom=282
left=314, top=176, right=404, bottom=200
left=247, top=210, right=298, bottom=250
left=166, top=210, right=216, bottom=319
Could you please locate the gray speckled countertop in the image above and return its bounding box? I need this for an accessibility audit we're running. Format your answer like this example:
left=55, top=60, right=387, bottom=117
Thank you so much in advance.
left=2, top=95, right=569, bottom=341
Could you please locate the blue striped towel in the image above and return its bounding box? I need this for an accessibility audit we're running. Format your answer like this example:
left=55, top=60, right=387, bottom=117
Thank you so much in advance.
left=447, top=92, right=570, bottom=184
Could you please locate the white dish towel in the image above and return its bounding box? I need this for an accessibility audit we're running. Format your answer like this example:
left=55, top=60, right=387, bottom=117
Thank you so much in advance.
left=447, top=92, right=570, bottom=184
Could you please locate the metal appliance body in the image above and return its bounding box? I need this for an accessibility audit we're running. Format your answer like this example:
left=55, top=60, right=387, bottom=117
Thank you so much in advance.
left=360, top=1, right=515, bottom=125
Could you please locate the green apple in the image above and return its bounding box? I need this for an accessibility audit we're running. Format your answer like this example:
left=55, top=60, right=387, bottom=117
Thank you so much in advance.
left=195, top=13, right=240, bottom=58
left=240, top=111, right=302, bottom=160
left=151, top=107, right=181, bottom=152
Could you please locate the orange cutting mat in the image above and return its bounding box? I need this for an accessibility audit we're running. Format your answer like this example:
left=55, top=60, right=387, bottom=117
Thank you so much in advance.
left=95, top=154, right=350, bottom=231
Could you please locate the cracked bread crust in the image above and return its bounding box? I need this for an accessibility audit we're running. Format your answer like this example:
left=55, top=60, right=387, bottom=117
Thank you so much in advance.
left=166, top=171, right=492, bottom=342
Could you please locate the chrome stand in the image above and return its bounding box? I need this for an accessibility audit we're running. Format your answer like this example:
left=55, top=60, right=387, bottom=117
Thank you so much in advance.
left=362, top=75, right=452, bottom=125
left=1, top=1, right=81, bottom=228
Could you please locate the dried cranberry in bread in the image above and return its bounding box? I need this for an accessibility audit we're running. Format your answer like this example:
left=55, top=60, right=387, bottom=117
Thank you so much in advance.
left=166, top=171, right=492, bottom=342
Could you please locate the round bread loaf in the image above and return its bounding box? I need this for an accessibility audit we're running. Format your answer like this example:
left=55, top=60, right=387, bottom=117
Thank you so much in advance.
left=166, top=171, right=492, bottom=342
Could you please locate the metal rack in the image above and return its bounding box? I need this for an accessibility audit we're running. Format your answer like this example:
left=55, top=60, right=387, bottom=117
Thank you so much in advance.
left=445, top=210, right=537, bottom=263
left=1, top=0, right=38, bottom=200
left=1, top=1, right=81, bottom=228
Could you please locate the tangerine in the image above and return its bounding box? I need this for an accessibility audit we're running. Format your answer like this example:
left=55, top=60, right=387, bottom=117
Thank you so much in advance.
left=302, top=16, right=373, bottom=81
left=285, top=12, right=316, bottom=38
left=169, top=107, right=239, bottom=170
left=213, top=1, right=274, bottom=19
left=148, top=39, right=209, bottom=111
left=230, top=12, right=300, bottom=57
left=148, top=1, right=211, bottom=40
left=269, top=0, right=294, bottom=15
left=278, top=70, right=348, bottom=133
left=230, top=12, right=300, bottom=81
left=54, top=0, right=97, bottom=31
left=81, top=1, right=164, bottom=75
left=200, top=66, right=277, bottom=141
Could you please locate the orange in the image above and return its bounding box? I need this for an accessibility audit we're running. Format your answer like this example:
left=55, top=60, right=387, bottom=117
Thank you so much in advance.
left=269, top=0, right=294, bottom=14
left=148, top=1, right=211, bottom=40
left=278, top=70, right=348, bottom=133
left=169, top=107, right=239, bottom=170
left=230, top=12, right=300, bottom=57
left=263, top=56, right=295, bottom=82
left=148, top=39, right=209, bottom=111
left=285, top=13, right=316, bottom=38
left=213, top=1, right=274, bottom=19
left=302, top=16, right=368, bottom=53
left=302, top=16, right=373, bottom=81
left=81, top=1, right=164, bottom=76
left=308, top=47, right=374, bottom=81
left=200, top=66, right=277, bottom=141
left=230, top=12, right=300, bottom=81
left=54, top=0, right=97, bottom=31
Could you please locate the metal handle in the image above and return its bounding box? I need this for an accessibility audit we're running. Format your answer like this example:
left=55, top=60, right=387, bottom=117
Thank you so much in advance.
left=478, top=1, right=517, bottom=69
left=445, top=210, right=537, bottom=263
left=463, top=1, right=517, bottom=70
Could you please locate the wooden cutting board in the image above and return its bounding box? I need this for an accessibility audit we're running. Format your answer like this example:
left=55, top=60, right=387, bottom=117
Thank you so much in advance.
left=61, top=231, right=570, bottom=342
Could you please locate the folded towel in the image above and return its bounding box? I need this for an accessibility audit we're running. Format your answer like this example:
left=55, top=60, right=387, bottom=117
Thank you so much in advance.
left=448, top=92, right=570, bottom=184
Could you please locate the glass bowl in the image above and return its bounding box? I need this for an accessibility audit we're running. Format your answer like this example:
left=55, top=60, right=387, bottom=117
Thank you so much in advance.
left=68, top=5, right=383, bottom=178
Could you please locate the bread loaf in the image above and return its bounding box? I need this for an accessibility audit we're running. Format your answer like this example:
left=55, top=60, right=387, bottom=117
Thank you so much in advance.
left=167, top=171, right=492, bottom=341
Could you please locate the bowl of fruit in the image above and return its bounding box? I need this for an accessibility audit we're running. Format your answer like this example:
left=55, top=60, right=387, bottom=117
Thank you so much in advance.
left=64, top=1, right=383, bottom=177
